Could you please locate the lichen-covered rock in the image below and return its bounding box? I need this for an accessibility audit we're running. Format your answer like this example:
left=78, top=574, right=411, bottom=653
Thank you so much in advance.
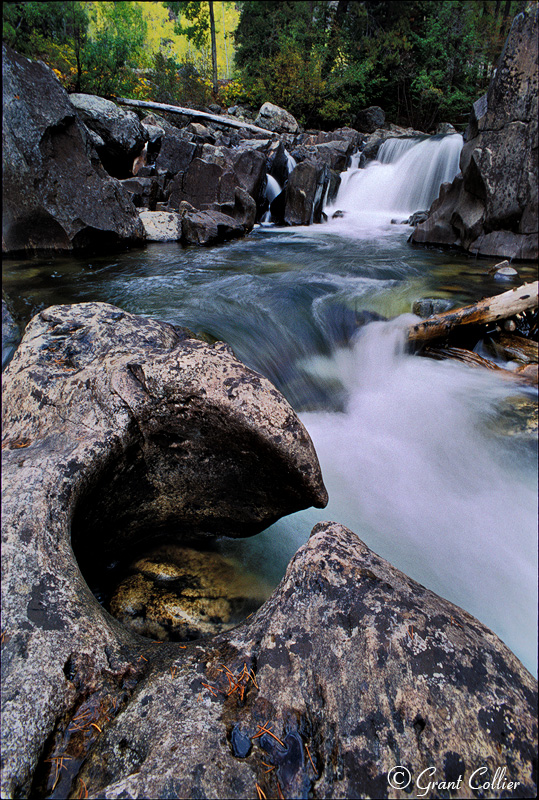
left=412, top=8, right=538, bottom=260
left=0, top=301, right=328, bottom=798
left=138, top=210, right=182, bottom=241
left=22, top=521, right=535, bottom=800
left=255, top=102, right=299, bottom=134
left=2, top=45, right=144, bottom=255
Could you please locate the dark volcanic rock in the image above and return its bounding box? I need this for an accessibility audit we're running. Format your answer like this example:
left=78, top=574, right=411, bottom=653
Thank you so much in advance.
left=354, top=105, right=386, bottom=133
left=69, top=93, right=147, bottom=179
left=412, top=8, right=538, bottom=260
left=178, top=201, right=246, bottom=244
left=2, top=45, right=144, bottom=255
left=282, top=160, right=331, bottom=225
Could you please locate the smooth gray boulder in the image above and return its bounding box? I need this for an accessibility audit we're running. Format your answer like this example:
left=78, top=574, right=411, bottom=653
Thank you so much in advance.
left=2, top=45, right=144, bottom=255
left=255, top=102, right=299, bottom=134
left=1, top=301, right=328, bottom=798
left=412, top=8, right=538, bottom=260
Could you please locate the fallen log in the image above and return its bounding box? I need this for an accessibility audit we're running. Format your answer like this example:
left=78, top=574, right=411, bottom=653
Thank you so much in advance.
left=407, top=281, right=538, bottom=344
left=114, top=96, right=273, bottom=137
left=422, top=345, right=538, bottom=385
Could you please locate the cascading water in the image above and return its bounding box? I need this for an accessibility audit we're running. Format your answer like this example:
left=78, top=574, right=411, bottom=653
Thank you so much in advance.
left=261, top=174, right=282, bottom=223
left=325, top=133, right=463, bottom=225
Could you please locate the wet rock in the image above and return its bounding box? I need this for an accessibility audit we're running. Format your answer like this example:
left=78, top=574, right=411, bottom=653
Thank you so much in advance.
left=493, top=265, right=519, bottom=280
left=120, top=177, right=159, bottom=210
left=179, top=201, right=246, bottom=245
left=255, top=102, right=299, bottom=134
left=412, top=8, right=539, bottom=260
left=435, top=122, right=458, bottom=134
left=109, top=544, right=272, bottom=641
left=69, top=93, right=147, bottom=179
left=406, top=210, right=429, bottom=226
left=300, top=127, right=363, bottom=152
left=2, top=45, right=144, bottom=255
left=412, top=298, right=455, bottom=317
left=354, top=105, right=386, bottom=133
left=2, top=295, right=20, bottom=369
left=31, top=521, right=535, bottom=800
left=281, top=160, right=331, bottom=226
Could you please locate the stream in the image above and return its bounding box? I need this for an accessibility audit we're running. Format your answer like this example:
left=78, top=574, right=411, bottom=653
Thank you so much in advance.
left=3, top=136, right=537, bottom=675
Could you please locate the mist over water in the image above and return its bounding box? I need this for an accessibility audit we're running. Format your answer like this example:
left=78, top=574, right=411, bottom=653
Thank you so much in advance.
left=301, top=318, right=538, bottom=673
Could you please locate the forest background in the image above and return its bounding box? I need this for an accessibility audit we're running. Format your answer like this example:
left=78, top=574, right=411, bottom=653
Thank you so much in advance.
left=2, top=1, right=531, bottom=131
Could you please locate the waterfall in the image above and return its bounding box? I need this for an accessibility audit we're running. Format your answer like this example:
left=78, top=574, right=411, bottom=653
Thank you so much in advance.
left=286, top=151, right=297, bottom=174
left=325, top=133, right=463, bottom=223
left=261, top=174, right=282, bottom=223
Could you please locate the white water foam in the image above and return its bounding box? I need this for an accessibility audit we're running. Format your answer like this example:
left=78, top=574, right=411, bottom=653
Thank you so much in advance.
left=300, top=317, right=538, bottom=675
left=325, top=134, right=463, bottom=228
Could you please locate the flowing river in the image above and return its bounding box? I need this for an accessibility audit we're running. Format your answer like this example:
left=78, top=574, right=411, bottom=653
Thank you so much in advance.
left=3, top=135, right=537, bottom=675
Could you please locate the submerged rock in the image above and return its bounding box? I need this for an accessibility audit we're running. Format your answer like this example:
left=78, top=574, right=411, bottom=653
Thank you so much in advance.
left=109, top=544, right=272, bottom=641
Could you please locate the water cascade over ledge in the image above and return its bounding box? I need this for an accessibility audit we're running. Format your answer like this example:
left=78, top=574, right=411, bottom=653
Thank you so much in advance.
left=325, top=133, right=463, bottom=225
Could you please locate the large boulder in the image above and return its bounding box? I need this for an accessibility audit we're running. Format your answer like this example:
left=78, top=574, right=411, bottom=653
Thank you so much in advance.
left=178, top=201, right=246, bottom=245
left=167, top=145, right=265, bottom=234
left=2, top=507, right=536, bottom=798
left=1, top=301, right=328, bottom=797
left=274, top=160, right=331, bottom=226
left=255, top=102, right=299, bottom=134
left=354, top=105, right=386, bottom=133
left=2, top=45, right=144, bottom=255
left=69, top=93, right=147, bottom=179
left=412, top=8, right=538, bottom=260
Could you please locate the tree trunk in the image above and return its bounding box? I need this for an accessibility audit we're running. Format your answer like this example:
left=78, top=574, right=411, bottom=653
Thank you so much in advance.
left=209, top=0, right=218, bottom=96
left=113, top=96, right=272, bottom=136
left=407, top=282, right=538, bottom=344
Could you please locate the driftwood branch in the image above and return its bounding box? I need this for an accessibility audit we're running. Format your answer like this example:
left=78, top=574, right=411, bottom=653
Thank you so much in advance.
left=407, top=281, right=538, bottom=344
left=114, top=96, right=273, bottom=137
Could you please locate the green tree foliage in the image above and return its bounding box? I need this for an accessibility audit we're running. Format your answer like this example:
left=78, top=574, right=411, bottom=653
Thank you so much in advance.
left=233, top=0, right=529, bottom=130
left=3, top=1, right=88, bottom=90
left=164, top=1, right=219, bottom=94
left=82, top=2, right=148, bottom=96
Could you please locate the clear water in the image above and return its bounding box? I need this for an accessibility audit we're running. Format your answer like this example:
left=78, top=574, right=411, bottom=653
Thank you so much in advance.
left=3, top=137, right=537, bottom=674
